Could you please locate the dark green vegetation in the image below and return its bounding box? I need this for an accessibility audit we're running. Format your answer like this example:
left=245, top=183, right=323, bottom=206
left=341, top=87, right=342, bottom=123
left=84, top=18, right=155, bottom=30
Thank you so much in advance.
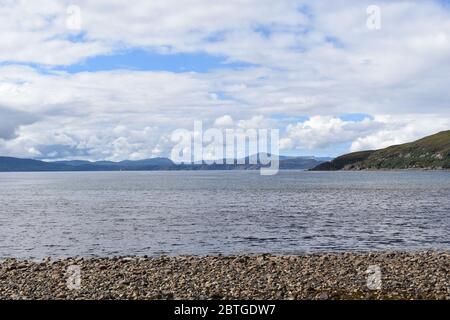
left=313, top=130, right=450, bottom=170
left=0, top=154, right=327, bottom=172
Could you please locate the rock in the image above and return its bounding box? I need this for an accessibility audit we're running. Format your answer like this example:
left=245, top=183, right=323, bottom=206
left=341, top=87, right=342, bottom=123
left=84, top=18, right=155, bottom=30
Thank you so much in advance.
left=0, top=252, right=448, bottom=300
left=318, top=293, right=329, bottom=300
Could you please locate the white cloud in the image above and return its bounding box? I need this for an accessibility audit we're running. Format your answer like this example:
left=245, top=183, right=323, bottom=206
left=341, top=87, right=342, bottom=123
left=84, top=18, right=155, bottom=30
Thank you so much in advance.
left=0, top=1, right=110, bottom=65
left=237, top=115, right=274, bottom=130
left=280, top=114, right=450, bottom=154
left=1, top=1, right=450, bottom=159
left=214, top=115, right=234, bottom=127
left=350, top=115, right=450, bottom=152
left=282, top=115, right=382, bottom=150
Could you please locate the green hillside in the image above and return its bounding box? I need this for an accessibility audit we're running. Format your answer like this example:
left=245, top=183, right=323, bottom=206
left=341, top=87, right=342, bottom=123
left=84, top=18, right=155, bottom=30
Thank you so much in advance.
left=312, top=130, right=450, bottom=170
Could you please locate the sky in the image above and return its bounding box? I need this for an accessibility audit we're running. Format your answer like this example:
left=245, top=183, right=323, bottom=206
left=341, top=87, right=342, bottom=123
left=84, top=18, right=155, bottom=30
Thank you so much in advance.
left=1, top=0, right=450, bottom=160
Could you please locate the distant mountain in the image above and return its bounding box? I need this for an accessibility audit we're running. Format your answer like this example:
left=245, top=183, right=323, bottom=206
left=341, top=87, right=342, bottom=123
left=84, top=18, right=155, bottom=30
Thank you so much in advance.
left=176, top=155, right=325, bottom=171
left=279, top=157, right=330, bottom=170
left=0, top=154, right=327, bottom=172
left=54, top=160, right=94, bottom=167
left=116, top=158, right=174, bottom=167
left=312, top=130, right=450, bottom=171
left=56, top=158, right=174, bottom=170
left=0, top=157, right=70, bottom=172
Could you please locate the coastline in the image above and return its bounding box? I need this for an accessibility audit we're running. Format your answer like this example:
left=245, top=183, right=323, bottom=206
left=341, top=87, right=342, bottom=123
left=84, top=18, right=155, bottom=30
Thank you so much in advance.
left=1, top=168, right=450, bottom=173
left=1, top=251, right=448, bottom=300
left=312, top=168, right=450, bottom=172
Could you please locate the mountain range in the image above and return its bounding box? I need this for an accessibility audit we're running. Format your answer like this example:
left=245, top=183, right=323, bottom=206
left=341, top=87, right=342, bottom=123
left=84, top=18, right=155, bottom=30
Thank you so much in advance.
left=2, top=131, right=448, bottom=172
left=312, top=130, right=450, bottom=170
left=0, top=154, right=330, bottom=172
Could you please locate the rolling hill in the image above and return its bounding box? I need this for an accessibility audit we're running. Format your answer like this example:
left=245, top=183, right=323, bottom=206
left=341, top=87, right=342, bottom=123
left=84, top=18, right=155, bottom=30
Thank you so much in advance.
left=0, top=157, right=71, bottom=172
left=0, top=154, right=327, bottom=172
left=312, top=130, right=450, bottom=170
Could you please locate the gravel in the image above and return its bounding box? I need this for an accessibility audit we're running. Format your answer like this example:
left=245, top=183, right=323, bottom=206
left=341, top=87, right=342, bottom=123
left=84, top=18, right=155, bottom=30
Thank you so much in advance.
left=0, top=251, right=448, bottom=300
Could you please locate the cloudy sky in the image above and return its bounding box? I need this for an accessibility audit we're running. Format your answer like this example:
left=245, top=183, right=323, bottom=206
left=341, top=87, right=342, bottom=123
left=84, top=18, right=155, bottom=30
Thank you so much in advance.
left=1, top=0, right=450, bottom=160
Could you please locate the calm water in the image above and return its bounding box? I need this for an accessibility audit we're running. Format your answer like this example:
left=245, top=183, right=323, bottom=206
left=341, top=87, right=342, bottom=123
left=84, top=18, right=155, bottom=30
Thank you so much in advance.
left=0, top=171, right=449, bottom=259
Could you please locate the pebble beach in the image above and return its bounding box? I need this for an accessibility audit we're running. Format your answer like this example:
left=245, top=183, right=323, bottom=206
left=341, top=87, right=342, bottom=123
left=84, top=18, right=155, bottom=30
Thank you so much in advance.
left=0, top=251, right=448, bottom=300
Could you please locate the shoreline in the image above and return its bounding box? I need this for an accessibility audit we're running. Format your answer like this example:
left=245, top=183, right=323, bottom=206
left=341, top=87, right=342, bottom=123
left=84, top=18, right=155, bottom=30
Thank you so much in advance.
left=310, top=168, right=450, bottom=172
left=1, top=251, right=448, bottom=300
left=1, top=168, right=450, bottom=173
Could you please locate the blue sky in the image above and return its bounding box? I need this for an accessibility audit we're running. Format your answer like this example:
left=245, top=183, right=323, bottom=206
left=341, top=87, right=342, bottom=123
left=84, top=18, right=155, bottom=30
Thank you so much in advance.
left=57, top=49, right=256, bottom=74
left=0, top=0, right=450, bottom=161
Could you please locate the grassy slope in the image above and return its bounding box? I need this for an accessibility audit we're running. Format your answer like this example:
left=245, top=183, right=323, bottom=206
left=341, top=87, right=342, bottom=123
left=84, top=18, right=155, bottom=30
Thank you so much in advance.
left=312, top=130, right=450, bottom=170
left=311, top=151, right=375, bottom=170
